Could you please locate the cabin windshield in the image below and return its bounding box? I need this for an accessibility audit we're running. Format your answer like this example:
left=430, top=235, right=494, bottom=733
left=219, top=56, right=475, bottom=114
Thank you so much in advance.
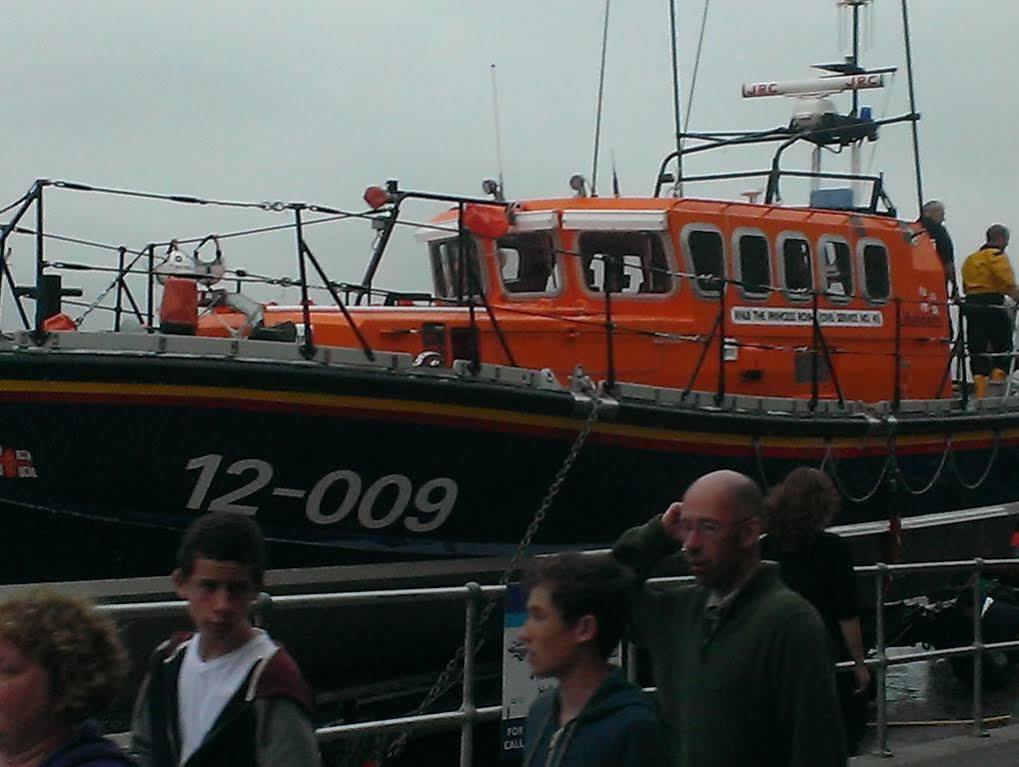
left=496, top=232, right=559, bottom=295
left=578, top=232, right=672, bottom=295
left=430, top=237, right=483, bottom=301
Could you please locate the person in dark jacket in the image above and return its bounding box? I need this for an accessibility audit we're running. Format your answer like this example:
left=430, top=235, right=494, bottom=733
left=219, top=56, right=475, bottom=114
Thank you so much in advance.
left=0, top=590, right=132, bottom=767
left=761, top=467, right=870, bottom=755
left=613, top=470, right=846, bottom=767
left=520, top=553, right=668, bottom=767
left=921, top=200, right=957, bottom=297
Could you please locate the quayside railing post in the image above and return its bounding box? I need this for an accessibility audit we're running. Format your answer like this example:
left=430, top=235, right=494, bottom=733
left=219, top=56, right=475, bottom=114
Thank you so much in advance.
left=460, top=582, right=482, bottom=767
left=971, top=559, right=988, bottom=737
left=874, top=563, right=892, bottom=757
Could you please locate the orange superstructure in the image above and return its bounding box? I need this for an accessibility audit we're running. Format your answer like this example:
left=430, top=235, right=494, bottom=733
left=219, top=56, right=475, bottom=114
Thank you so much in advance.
left=196, top=193, right=949, bottom=405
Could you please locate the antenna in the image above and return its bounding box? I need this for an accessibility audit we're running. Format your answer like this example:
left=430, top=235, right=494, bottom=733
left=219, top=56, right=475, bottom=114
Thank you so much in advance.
left=489, top=64, right=506, bottom=198
left=668, top=0, right=683, bottom=196
left=611, top=150, right=621, bottom=197
left=590, top=0, right=611, bottom=197
left=899, top=0, right=925, bottom=217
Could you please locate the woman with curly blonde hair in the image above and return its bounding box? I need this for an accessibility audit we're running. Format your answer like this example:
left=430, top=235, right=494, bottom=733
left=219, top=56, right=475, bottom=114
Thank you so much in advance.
left=761, top=467, right=870, bottom=755
left=0, top=590, right=132, bottom=767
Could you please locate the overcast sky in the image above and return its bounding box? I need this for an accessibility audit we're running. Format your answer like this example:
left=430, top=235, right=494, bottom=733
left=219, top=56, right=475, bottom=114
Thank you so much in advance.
left=0, top=0, right=1015, bottom=319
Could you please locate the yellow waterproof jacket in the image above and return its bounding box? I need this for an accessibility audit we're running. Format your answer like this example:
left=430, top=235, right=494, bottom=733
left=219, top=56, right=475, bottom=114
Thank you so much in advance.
left=962, top=246, right=1017, bottom=296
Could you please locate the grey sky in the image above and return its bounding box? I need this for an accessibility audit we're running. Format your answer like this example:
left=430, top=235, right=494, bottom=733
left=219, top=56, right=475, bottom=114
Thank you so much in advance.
left=1, top=0, right=1015, bottom=317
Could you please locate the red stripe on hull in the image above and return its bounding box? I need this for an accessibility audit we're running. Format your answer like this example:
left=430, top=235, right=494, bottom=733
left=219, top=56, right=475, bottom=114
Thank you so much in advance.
left=0, top=389, right=1010, bottom=459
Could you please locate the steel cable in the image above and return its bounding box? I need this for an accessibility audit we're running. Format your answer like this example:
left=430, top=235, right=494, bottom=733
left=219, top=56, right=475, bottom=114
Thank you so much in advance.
left=947, top=429, right=1001, bottom=491
left=889, top=434, right=952, bottom=496
left=825, top=446, right=893, bottom=504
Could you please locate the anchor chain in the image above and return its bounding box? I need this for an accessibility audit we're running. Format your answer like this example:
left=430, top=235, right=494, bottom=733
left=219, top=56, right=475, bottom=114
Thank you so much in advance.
left=377, top=382, right=605, bottom=764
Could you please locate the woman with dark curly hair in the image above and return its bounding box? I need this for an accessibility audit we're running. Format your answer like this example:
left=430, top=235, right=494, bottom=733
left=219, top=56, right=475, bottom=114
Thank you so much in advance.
left=761, top=467, right=870, bottom=755
left=0, top=590, right=131, bottom=767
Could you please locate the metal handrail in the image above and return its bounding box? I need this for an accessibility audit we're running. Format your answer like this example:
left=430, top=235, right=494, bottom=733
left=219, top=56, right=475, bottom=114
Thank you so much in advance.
left=94, top=555, right=1019, bottom=762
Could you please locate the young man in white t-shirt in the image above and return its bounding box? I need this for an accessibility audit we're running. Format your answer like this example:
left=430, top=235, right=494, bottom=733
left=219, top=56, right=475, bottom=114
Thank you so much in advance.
left=131, top=512, right=321, bottom=767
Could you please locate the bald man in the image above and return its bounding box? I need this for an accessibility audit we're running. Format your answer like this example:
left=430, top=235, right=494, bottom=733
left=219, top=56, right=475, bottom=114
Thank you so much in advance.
left=613, top=470, right=846, bottom=767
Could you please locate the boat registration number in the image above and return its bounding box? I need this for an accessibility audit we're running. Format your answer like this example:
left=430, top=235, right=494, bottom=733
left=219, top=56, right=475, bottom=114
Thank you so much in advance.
left=183, top=454, right=457, bottom=533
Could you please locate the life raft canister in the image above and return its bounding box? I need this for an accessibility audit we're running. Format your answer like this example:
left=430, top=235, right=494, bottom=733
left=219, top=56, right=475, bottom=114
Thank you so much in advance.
left=159, top=277, right=198, bottom=335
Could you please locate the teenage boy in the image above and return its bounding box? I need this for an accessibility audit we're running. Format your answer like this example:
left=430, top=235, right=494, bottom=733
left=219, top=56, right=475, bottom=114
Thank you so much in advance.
left=519, top=552, right=668, bottom=767
left=131, top=512, right=321, bottom=767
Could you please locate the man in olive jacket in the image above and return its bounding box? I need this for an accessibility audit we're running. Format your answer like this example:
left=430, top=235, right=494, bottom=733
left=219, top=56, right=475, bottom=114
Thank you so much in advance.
left=613, top=470, right=847, bottom=767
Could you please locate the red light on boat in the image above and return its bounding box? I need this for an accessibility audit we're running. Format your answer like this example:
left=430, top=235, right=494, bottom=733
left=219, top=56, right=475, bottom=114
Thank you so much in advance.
left=363, top=186, right=391, bottom=210
left=461, top=203, right=509, bottom=239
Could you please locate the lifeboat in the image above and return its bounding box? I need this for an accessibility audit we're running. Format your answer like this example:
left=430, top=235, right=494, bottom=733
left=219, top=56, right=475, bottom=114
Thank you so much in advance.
left=0, top=3, right=1013, bottom=585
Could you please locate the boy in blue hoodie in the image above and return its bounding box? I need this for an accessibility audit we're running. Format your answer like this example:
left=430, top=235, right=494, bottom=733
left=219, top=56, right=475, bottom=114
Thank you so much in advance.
left=520, top=553, right=668, bottom=767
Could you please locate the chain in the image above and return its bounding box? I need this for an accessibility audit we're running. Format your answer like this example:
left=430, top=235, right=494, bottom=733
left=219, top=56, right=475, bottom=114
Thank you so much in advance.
left=379, top=383, right=604, bottom=763
left=73, top=259, right=133, bottom=326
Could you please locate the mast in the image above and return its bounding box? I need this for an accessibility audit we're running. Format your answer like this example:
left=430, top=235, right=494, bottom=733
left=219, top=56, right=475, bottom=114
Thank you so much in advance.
left=842, top=0, right=870, bottom=202
left=669, top=0, right=683, bottom=196
left=490, top=64, right=506, bottom=198
left=900, top=0, right=925, bottom=217
left=590, top=0, right=611, bottom=197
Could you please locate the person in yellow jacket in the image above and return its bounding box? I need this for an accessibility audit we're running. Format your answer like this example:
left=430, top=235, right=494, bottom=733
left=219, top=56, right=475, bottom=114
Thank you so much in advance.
left=961, top=224, right=1019, bottom=396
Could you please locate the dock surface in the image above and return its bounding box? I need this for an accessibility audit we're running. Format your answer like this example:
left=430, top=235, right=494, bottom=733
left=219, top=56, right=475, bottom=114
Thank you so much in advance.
left=851, top=724, right=1019, bottom=766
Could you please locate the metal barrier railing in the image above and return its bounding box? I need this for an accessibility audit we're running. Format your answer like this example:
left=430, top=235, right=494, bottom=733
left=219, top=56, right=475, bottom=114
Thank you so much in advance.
left=95, top=557, right=1019, bottom=763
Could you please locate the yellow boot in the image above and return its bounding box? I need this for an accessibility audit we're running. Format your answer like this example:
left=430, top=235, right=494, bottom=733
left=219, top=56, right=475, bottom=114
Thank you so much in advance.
left=973, top=374, right=988, bottom=398
left=988, top=368, right=1007, bottom=396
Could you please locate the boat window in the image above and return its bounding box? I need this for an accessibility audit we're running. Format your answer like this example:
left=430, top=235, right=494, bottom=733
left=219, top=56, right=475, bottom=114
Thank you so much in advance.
left=781, top=236, right=813, bottom=300
left=862, top=242, right=890, bottom=300
left=496, top=233, right=559, bottom=295
left=736, top=233, right=770, bottom=298
left=820, top=238, right=853, bottom=300
left=578, top=232, right=672, bottom=295
left=685, top=229, right=725, bottom=294
left=429, top=238, right=483, bottom=301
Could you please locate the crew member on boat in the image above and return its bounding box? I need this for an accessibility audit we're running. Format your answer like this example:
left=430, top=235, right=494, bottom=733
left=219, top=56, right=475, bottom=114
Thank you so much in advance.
left=961, top=224, right=1018, bottom=397
left=921, top=200, right=957, bottom=296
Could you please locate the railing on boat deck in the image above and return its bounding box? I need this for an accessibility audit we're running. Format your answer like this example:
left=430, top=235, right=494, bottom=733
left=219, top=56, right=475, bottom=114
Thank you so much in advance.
left=93, top=556, right=1019, bottom=764
left=1, top=177, right=1015, bottom=411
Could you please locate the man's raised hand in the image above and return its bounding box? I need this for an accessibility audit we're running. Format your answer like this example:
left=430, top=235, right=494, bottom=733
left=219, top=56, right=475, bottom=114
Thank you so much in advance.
left=662, top=502, right=683, bottom=543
